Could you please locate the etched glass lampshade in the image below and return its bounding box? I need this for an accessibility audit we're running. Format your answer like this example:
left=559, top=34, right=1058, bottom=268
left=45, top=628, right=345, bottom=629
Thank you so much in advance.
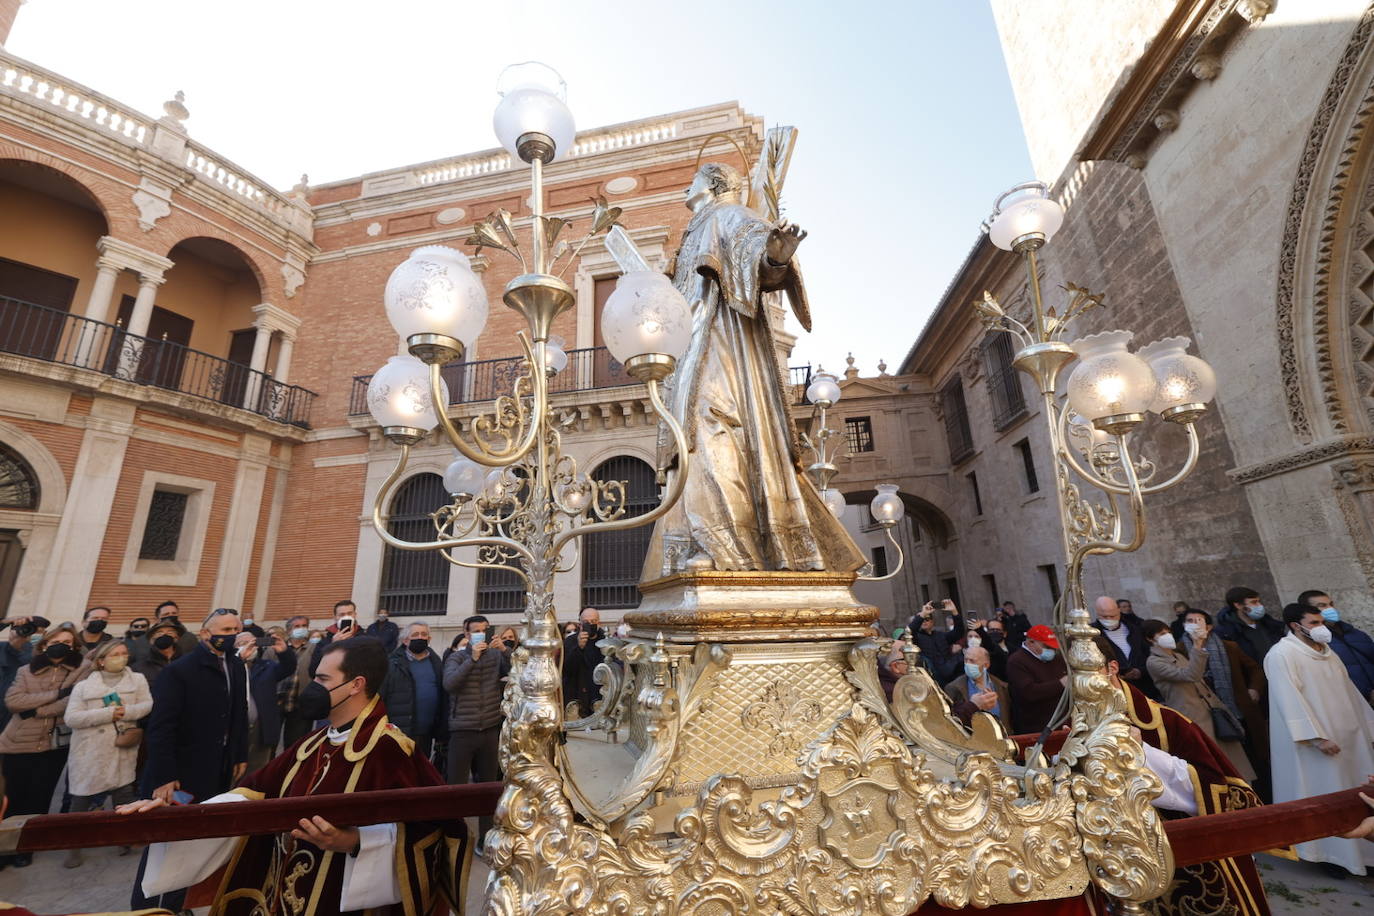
left=821, top=487, right=846, bottom=518
left=493, top=62, right=576, bottom=163
left=806, top=372, right=842, bottom=408
left=546, top=335, right=569, bottom=376
left=601, top=271, right=692, bottom=363
left=367, top=355, right=448, bottom=432
left=987, top=183, right=1065, bottom=251
left=383, top=246, right=489, bottom=349
left=1137, top=336, right=1216, bottom=416
left=443, top=456, right=486, bottom=498
left=1066, top=331, right=1157, bottom=424
left=869, top=484, right=904, bottom=526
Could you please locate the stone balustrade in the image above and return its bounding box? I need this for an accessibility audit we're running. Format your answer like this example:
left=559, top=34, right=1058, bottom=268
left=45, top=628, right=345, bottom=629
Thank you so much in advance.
left=0, top=52, right=149, bottom=143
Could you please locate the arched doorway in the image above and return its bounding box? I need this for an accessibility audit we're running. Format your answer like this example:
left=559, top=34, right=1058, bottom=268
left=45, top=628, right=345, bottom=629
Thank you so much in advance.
left=581, top=456, right=659, bottom=611
left=378, top=473, right=450, bottom=617
left=0, top=442, right=39, bottom=617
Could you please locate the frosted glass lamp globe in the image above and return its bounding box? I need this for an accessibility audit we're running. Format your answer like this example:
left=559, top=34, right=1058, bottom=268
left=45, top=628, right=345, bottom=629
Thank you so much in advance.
left=493, top=62, right=575, bottom=163
left=546, top=335, right=569, bottom=377
left=443, top=456, right=485, bottom=499
left=1066, top=331, right=1156, bottom=430
left=601, top=271, right=692, bottom=364
left=383, top=246, right=489, bottom=359
left=1137, top=336, right=1216, bottom=422
left=869, top=484, right=904, bottom=527
left=806, top=372, right=842, bottom=408
left=367, top=355, right=449, bottom=436
left=988, top=183, right=1064, bottom=251
left=821, top=488, right=846, bottom=518
left=559, top=478, right=593, bottom=513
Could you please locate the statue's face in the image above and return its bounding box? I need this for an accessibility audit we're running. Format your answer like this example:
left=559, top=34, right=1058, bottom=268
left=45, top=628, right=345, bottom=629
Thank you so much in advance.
left=686, top=171, right=713, bottom=212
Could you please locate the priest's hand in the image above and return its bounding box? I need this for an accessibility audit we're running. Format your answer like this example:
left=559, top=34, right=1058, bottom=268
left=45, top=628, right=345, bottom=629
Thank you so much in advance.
left=765, top=221, right=806, bottom=266
left=1314, top=738, right=1341, bottom=756
left=116, top=798, right=168, bottom=815
left=232, top=761, right=247, bottom=783
left=152, top=781, right=180, bottom=804
left=292, top=815, right=361, bottom=854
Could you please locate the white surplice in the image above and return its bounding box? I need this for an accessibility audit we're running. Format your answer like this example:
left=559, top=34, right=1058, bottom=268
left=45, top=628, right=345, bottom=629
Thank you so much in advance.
left=1265, top=632, right=1374, bottom=874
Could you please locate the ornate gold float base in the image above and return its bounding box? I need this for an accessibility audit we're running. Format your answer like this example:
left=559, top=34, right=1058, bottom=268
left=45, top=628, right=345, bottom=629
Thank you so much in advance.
left=485, top=577, right=1171, bottom=915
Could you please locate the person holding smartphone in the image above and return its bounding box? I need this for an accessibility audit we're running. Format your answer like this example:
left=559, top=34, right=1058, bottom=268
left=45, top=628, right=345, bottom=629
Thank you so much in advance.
left=308, top=599, right=361, bottom=677
left=441, top=614, right=509, bottom=850
left=62, top=639, right=152, bottom=867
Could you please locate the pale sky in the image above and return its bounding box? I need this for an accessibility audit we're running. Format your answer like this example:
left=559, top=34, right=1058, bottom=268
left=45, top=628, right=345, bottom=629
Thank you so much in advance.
left=7, top=0, right=1034, bottom=373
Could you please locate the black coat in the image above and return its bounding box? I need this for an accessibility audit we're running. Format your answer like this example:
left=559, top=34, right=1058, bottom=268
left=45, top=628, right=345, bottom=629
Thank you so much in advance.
left=911, top=624, right=962, bottom=683
left=244, top=648, right=295, bottom=748
left=382, top=645, right=448, bottom=739
left=1215, top=607, right=1286, bottom=664
left=366, top=619, right=400, bottom=654
left=1091, top=618, right=1161, bottom=701
left=561, top=628, right=605, bottom=717
left=141, top=642, right=249, bottom=802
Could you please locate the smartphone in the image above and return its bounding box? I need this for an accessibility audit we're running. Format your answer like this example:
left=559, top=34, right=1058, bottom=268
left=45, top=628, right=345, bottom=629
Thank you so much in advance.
left=470, top=631, right=486, bottom=646
left=172, top=790, right=194, bottom=805
left=337, top=617, right=355, bottom=631
left=255, top=636, right=275, bottom=648
left=101, top=692, right=121, bottom=707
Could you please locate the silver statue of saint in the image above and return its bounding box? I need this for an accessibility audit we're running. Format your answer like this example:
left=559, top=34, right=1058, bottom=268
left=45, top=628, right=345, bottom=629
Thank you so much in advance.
left=646, top=162, right=865, bottom=574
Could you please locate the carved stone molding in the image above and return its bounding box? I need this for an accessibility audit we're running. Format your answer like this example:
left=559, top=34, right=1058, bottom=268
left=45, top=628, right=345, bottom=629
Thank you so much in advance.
left=1277, top=4, right=1374, bottom=439
left=1332, top=456, right=1374, bottom=591
left=1077, top=1, right=1266, bottom=166
left=1228, top=435, right=1374, bottom=484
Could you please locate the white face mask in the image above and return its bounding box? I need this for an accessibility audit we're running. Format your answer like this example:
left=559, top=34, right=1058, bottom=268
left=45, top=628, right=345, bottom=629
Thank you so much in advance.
left=1305, top=624, right=1333, bottom=645
left=1099, top=618, right=1121, bottom=631
left=966, top=635, right=982, bottom=649
left=1183, top=622, right=1203, bottom=637
left=1155, top=633, right=1177, bottom=651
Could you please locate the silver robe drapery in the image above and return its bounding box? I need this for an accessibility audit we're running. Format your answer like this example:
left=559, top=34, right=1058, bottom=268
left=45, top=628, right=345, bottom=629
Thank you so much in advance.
left=645, top=198, right=864, bottom=575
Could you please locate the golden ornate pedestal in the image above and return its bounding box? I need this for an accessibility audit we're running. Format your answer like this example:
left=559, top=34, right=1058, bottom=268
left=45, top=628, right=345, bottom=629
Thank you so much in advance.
left=486, top=573, right=1169, bottom=914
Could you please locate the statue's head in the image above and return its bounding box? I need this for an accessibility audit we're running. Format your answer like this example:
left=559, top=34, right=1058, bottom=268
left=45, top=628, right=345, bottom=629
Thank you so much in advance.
left=686, top=162, right=744, bottom=211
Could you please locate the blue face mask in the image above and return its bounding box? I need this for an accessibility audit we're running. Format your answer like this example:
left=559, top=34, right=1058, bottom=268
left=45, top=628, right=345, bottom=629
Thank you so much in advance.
left=1038, top=648, right=1057, bottom=663
left=1321, top=608, right=1341, bottom=623
left=1246, top=605, right=1266, bottom=620
left=964, top=662, right=985, bottom=680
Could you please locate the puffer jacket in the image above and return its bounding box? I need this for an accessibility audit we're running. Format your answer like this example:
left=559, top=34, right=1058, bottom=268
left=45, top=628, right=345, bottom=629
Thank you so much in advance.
left=0, top=659, right=83, bottom=754
left=65, top=668, right=153, bottom=796
left=443, top=644, right=509, bottom=731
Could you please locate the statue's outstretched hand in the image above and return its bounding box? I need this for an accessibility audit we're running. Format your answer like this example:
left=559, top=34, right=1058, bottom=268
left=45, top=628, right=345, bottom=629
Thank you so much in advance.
left=766, top=220, right=807, bottom=266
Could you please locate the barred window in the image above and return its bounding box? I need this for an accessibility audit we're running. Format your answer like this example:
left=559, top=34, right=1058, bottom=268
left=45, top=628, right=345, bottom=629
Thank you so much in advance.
left=870, top=546, right=888, bottom=578
left=941, top=377, right=974, bottom=464
left=582, top=456, right=659, bottom=610
left=1015, top=438, right=1040, bottom=494
left=138, top=490, right=188, bottom=561
left=984, top=333, right=1027, bottom=429
left=379, top=474, right=451, bottom=616
left=844, top=416, right=875, bottom=453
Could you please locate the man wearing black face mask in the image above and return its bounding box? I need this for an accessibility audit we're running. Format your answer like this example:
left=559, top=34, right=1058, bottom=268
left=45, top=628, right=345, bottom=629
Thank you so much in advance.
left=144, top=600, right=197, bottom=660
left=380, top=621, right=447, bottom=758
left=78, top=606, right=113, bottom=653
left=130, top=608, right=248, bottom=911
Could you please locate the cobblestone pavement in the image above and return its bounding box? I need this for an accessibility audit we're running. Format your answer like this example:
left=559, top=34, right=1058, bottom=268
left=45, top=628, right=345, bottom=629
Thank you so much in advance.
left=0, top=842, right=1368, bottom=913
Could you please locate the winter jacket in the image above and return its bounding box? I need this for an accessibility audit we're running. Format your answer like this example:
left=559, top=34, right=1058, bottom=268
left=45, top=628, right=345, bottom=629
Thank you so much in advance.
left=244, top=648, right=295, bottom=749
left=366, top=619, right=400, bottom=654
left=0, top=640, right=32, bottom=731
left=65, top=668, right=152, bottom=796
left=382, top=645, right=448, bottom=739
left=1091, top=617, right=1161, bottom=701
left=912, top=625, right=962, bottom=683
left=443, top=643, right=509, bottom=732
left=1215, top=607, right=1285, bottom=664
left=0, top=659, right=83, bottom=754
left=1329, top=621, right=1374, bottom=700
left=1005, top=645, right=1068, bottom=735
left=140, top=642, right=249, bottom=802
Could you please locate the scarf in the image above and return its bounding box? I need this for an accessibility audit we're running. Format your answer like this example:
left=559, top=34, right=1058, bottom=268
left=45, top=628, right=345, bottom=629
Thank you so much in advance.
left=1202, top=630, right=1240, bottom=718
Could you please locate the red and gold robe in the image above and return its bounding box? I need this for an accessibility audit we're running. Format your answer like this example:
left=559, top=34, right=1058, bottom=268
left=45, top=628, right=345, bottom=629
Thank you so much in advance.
left=1118, top=681, right=1271, bottom=916
left=201, top=696, right=467, bottom=916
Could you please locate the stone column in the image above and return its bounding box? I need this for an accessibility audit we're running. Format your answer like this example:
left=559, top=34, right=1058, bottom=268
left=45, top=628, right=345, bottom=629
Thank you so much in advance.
left=82, top=256, right=121, bottom=323
left=212, top=434, right=271, bottom=611
left=116, top=272, right=165, bottom=379
left=273, top=333, right=295, bottom=386
left=242, top=321, right=273, bottom=411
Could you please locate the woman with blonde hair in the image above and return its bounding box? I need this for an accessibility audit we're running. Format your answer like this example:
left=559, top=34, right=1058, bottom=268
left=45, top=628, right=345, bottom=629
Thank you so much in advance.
left=62, top=639, right=152, bottom=866
left=0, top=624, right=83, bottom=867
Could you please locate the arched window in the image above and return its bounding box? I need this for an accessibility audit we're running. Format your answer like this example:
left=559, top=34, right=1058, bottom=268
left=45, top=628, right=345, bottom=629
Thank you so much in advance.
left=581, top=456, right=659, bottom=610
left=378, top=473, right=449, bottom=616
left=475, top=468, right=529, bottom=614
left=0, top=444, right=38, bottom=510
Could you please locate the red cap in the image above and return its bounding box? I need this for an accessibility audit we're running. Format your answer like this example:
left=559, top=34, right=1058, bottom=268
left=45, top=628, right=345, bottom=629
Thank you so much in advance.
left=1025, top=624, right=1059, bottom=649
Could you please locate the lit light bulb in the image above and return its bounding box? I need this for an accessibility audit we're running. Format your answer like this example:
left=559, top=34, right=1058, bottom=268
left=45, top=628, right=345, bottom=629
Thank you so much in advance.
left=821, top=488, right=846, bottom=518
left=869, top=484, right=904, bottom=526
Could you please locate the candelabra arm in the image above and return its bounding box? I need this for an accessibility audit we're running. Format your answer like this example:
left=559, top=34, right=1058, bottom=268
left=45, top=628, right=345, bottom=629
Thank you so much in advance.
left=430, top=334, right=546, bottom=468
left=855, top=525, right=905, bottom=582
left=552, top=375, right=687, bottom=555
left=437, top=548, right=532, bottom=587
left=1066, top=434, right=1147, bottom=611
left=369, top=443, right=535, bottom=563
left=1056, top=408, right=1203, bottom=496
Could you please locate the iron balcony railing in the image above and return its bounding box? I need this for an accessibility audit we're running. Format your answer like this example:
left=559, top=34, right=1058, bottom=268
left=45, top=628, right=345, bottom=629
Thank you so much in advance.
left=350, top=349, right=815, bottom=415
left=0, top=296, right=317, bottom=428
